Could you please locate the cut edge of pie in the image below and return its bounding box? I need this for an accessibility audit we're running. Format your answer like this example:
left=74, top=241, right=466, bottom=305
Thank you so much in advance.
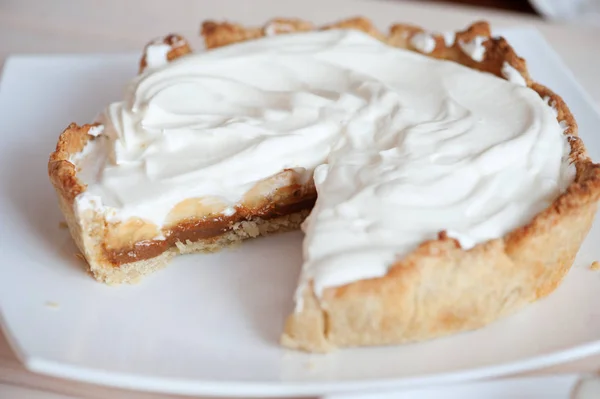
left=49, top=125, right=315, bottom=283
left=48, top=17, right=600, bottom=351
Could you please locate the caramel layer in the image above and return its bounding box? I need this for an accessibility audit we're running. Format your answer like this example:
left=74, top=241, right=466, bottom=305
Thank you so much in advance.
left=104, top=196, right=316, bottom=266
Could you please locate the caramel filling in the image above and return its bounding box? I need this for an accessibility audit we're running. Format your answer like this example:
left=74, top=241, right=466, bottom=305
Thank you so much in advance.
left=104, top=196, right=316, bottom=266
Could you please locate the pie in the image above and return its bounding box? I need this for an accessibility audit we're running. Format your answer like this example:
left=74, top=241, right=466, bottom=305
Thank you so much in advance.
left=48, top=17, right=600, bottom=352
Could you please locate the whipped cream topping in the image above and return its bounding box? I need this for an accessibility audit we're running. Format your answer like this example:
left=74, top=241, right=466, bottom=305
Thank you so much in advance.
left=144, top=42, right=171, bottom=70
left=410, top=32, right=436, bottom=53
left=87, top=125, right=105, bottom=137
left=264, top=21, right=295, bottom=36
left=458, top=35, right=487, bottom=61
left=501, top=61, right=527, bottom=86
left=443, top=32, right=455, bottom=47
left=73, top=29, right=574, bottom=299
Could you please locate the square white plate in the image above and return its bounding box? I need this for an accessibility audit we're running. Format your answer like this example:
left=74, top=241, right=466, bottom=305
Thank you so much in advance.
left=1, top=28, right=600, bottom=398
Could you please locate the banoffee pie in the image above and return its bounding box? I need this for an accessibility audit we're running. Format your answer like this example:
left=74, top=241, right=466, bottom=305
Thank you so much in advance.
left=49, top=17, right=600, bottom=352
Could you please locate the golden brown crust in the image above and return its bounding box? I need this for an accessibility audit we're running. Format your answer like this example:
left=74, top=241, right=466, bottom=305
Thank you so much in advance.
left=48, top=123, right=94, bottom=203
left=201, top=21, right=264, bottom=50
left=49, top=17, right=600, bottom=352
left=322, top=16, right=386, bottom=41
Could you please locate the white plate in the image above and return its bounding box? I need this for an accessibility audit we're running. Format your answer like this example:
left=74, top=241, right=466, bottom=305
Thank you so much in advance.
left=1, top=28, right=600, bottom=398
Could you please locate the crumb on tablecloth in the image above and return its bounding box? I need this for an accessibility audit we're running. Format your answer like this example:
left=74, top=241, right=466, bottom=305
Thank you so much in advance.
left=58, top=221, right=68, bottom=229
left=45, top=301, right=60, bottom=309
left=590, top=261, right=600, bottom=271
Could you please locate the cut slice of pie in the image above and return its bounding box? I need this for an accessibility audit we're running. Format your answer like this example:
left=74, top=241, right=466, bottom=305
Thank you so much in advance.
left=48, top=17, right=600, bottom=352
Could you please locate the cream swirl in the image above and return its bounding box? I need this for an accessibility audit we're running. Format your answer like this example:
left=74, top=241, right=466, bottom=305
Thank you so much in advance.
left=74, top=30, right=574, bottom=296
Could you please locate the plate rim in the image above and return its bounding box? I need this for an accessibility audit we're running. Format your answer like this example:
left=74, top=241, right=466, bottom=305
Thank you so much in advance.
left=15, top=337, right=600, bottom=397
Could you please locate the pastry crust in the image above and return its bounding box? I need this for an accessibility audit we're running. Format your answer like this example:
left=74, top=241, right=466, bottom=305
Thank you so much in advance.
left=200, top=17, right=600, bottom=352
left=48, top=17, right=600, bottom=351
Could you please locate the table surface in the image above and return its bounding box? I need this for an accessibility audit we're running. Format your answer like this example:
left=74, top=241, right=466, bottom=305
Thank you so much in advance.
left=1, top=0, right=600, bottom=397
